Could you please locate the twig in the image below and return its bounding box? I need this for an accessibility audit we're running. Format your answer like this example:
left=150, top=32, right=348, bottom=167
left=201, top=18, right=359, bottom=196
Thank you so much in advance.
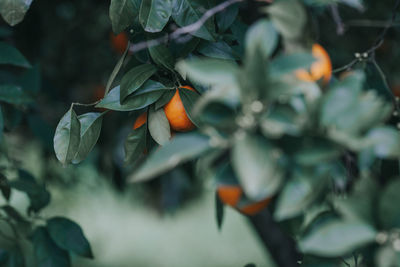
left=72, top=100, right=101, bottom=107
left=330, top=4, right=345, bottom=35
left=129, top=0, right=244, bottom=53
left=341, top=257, right=351, bottom=267
left=346, top=19, right=400, bottom=28
left=333, top=0, right=400, bottom=73
left=248, top=210, right=301, bottom=267
left=353, top=253, right=358, bottom=266
left=371, top=58, right=400, bottom=111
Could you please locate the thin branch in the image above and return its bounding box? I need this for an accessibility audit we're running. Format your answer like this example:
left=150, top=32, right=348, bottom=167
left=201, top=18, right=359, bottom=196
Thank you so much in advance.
left=373, top=0, right=400, bottom=47
left=341, top=257, right=351, bottom=267
left=333, top=0, right=400, bottom=73
left=345, top=19, right=400, bottom=28
left=129, top=0, right=244, bottom=53
left=330, top=4, right=345, bottom=35
left=72, top=100, right=101, bottom=107
left=371, top=58, right=400, bottom=112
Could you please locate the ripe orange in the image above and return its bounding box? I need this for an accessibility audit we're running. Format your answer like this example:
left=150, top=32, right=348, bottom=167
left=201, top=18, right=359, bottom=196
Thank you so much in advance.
left=163, top=86, right=196, bottom=132
left=238, top=197, right=272, bottom=216
left=296, top=43, right=332, bottom=85
left=133, top=112, right=147, bottom=130
left=217, top=185, right=243, bottom=207
left=110, top=32, right=128, bottom=54
left=217, top=185, right=272, bottom=216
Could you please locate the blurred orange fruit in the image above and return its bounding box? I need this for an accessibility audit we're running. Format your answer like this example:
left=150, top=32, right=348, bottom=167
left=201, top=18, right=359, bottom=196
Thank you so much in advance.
left=217, top=185, right=272, bottom=216
left=296, top=43, right=332, bottom=85
left=163, top=86, right=196, bottom=132
left=217, top=185, right=243, bottom=207
left=238, top=197, right=272, bottom=216
left=110, top=32, right=128, bottom=54
left=133, top=112, right=147, bottom=130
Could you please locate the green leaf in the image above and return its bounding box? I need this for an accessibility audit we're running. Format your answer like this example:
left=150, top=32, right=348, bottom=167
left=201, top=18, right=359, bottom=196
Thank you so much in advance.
left=260, top=105, right=305, bottom=138
left=0, top=249, right=9, bottom=265
left=96, top=85, right=165, bottom=111
left=270, top=53, right=315, bottom=76
left=293, top=138, right=341, bottom=166
left=230, top=20, right=247, bottom=46
left=10, top=170, right=50, bottom=213
left=179, top=87, right=201, bottom=127
left=109, top=0, right=140, bottom=34
left=375, top=245, right=400, bottom=267
left=53, top=107, right=81, bottom=164
left=139, top=0, right=172, bottom=32
left=365, top=127, right=400, bottom=159
left=155, top=90, right=175, bottom=110
left=379, top=179, right=400, bottom=229
left=176, top=58, right=239, bottom=86
left=73, top=112, right=104, bottom=164
left=274, top=171, right=326, bottom=221
left=120, top=64, right=157, bottom=102
left=198, top=41, right=238, bottom=60
left=239, top=44, right=268, bottom=104
left=6, top=247, right=25, bottom=267
left=130, top=133, right=211, bottom=182
left=299, top=220, right=376, bottom=256
left=170, top=37, right=200, bottom=59
left=148, top=105, right=171, bottom=145
left=149, top=44, right=175, bottom=71
left=124, top=124, right=147, bottom=163
left=0, top=85, right=33, bottom=105
left=106, top=43, right=129, bottom=93
left=134, top=80, right=171, bottom=95
left=47, top=217, right=93, bottom=259
left=0, top=172, right=10, bottom=200
left=27, top=114, right=56, bottom=150
left=0, top=42, right=31, bottom=68
left=334, top=176, right=377, bottom=224
left=232, top=134, right=283, bottom=200
left=0, top=0, right=34, bottom=26
left=0, top=105, right=3, bottom=143
left=266, top=0, right=306, bottom=40
left=19, top=64, right=41, bottom=93
left=216, top=3, right=238, bottom=33
left=339, top=0, right=364, bottom=10
left=1, top=205, right=28, bottom=224
left=172, top=0, right=216, bottom=41
left=321, top=72, right=391, bottom=136
left=32, top=227, right=70, bottom=267
left=245, top=19, right=278, bottom=59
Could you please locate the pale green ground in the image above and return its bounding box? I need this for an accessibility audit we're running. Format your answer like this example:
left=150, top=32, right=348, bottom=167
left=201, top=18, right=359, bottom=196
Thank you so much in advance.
left=49, top=183, right=274, bottom=267
left=3, top=140, right=276, bottom=267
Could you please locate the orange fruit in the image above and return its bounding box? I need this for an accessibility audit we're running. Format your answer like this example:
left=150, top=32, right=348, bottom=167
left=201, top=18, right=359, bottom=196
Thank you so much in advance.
left=110, top=32, right=128, bottom=54
left=133, top=112, right=147, bottom=130
left=239, top=197, right=272, bottom=216
left=217, top=185, right=243, bottom=207
left=217, top=185, right=272, bottom=216
left=163, top=86, right=196, bottom=132
left=296, top=43, right=332, bottom=85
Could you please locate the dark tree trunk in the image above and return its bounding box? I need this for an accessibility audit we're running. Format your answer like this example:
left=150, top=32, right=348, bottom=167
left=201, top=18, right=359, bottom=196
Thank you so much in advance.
left=248, top=210, right=301, bottom=267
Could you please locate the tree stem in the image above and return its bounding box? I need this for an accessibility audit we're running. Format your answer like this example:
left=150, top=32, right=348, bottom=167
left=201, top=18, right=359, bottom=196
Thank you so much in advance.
left=248, top=210, right=301, bottom=267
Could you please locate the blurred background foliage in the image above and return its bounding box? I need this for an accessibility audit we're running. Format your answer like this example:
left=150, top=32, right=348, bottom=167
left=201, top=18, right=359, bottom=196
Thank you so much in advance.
left=0, top=0, right=400, bottom=266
